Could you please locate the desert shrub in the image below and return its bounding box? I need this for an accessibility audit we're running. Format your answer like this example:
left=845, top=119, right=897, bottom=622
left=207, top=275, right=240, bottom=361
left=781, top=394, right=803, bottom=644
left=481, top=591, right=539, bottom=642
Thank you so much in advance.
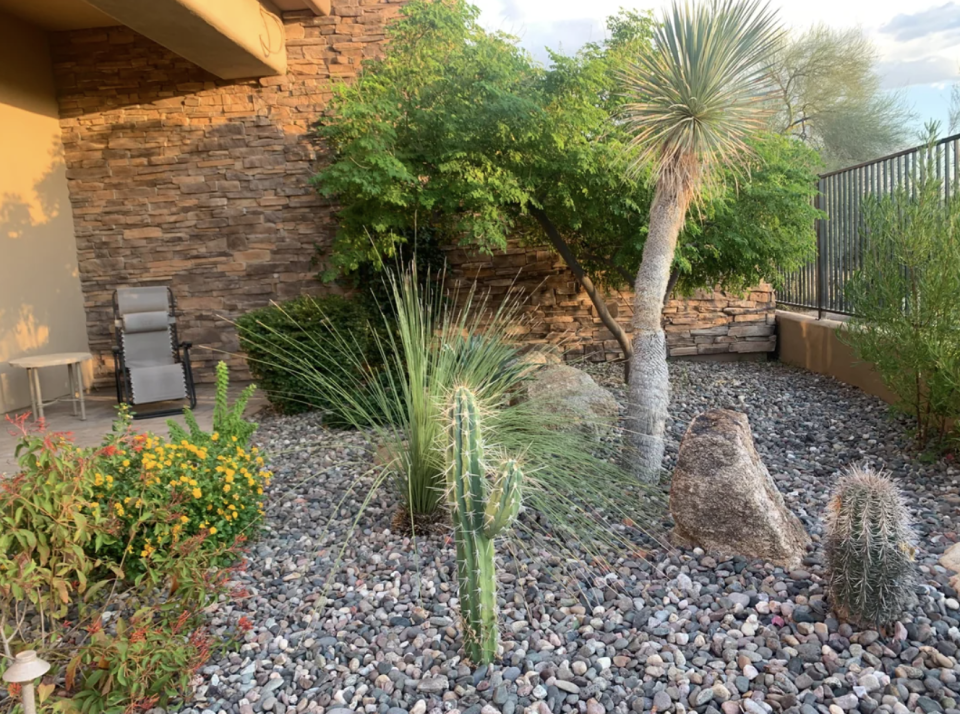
left=824, top=466, right=918, bottom=628
left=236, top=294, right=383, bottom=419
left=0, top=366, right=262, bottom=713
left=842, top=168, right=960, bottom=447
left=238, top=268, right=529, bottom=517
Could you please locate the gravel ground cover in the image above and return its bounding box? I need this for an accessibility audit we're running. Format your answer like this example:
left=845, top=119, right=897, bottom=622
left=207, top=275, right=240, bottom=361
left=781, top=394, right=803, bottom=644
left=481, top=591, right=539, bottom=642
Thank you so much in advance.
left=177, top=360, right=960, bottom=714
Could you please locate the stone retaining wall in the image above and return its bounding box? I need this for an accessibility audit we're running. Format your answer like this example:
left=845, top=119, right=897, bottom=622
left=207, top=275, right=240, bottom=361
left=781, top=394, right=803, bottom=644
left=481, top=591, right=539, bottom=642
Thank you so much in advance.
left=446, top=242, right=776, bottom=362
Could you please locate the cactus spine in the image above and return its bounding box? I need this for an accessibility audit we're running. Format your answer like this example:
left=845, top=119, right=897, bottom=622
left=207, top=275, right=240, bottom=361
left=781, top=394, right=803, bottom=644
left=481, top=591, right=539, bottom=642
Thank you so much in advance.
left=825, top=466, right=918, bottom=628
left=449, top=386, right=522, bottom=664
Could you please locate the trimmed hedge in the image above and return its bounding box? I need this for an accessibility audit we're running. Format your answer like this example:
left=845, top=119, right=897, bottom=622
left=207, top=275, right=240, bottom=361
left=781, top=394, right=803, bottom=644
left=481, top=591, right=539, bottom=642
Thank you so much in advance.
left=236, top=294, right=383, bottom=418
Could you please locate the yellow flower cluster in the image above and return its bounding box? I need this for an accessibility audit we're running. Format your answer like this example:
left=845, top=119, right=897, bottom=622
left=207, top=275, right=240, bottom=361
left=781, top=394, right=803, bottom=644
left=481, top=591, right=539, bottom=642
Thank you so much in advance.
left=88, top=430, right=270, bottom=565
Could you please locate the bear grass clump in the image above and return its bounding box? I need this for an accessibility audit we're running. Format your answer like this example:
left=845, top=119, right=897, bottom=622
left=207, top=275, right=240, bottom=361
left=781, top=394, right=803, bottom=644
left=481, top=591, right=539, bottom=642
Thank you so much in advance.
left=824, top=465, right=918, bottom=629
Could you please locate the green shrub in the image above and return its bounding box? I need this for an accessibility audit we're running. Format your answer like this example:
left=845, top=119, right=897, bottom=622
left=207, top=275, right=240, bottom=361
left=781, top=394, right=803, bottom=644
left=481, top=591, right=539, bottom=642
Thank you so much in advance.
left=236, top=294, right=383, bottom=420
left=841, top=166, right=960, bottom=447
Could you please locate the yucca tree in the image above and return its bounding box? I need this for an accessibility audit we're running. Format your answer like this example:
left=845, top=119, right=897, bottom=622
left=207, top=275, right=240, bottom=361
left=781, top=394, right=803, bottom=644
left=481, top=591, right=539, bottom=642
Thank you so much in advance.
left=620, top=0, right=782, bottom=481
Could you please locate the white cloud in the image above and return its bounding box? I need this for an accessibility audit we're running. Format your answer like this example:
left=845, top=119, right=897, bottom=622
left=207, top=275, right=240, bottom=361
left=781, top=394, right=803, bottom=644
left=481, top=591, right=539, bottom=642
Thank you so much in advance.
left=878, top=56, right=959, bottom=89
left=880, top=2, right=960, bottom=42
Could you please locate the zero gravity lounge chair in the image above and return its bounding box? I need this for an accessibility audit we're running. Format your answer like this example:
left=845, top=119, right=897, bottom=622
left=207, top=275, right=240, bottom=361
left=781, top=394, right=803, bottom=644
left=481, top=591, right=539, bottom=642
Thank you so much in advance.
left=113, top=287, right=197, bottom=419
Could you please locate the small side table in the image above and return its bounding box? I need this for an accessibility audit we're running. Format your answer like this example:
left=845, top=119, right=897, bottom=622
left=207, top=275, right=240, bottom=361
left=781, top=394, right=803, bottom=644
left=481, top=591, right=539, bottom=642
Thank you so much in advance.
left=8, top=352, right=92, bottom=422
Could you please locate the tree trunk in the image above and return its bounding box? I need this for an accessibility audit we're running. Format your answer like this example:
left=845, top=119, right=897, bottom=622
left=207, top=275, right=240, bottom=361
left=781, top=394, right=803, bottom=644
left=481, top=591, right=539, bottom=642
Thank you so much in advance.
left=530, top=208, right=634, bottom=373
left=664, top=268, right=680, bottom=304
left=626, top=184, right=691, bottom=483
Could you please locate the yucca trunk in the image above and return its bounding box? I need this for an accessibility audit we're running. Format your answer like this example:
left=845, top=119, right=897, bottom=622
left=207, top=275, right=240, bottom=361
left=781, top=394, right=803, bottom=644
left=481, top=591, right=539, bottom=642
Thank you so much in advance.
left=626, top=183, right=691, bottom=482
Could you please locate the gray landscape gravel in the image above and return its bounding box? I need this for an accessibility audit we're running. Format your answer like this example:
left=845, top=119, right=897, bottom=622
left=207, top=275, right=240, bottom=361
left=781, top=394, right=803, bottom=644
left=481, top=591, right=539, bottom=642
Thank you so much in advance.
left=171, top=360, right=960, bottom=714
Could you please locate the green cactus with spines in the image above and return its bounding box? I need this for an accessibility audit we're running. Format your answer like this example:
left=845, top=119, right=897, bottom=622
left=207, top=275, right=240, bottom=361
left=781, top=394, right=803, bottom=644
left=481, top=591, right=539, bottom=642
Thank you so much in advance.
left=825, top=465, right=918, bottom=629
left=449, top=386, right=523, bottom=664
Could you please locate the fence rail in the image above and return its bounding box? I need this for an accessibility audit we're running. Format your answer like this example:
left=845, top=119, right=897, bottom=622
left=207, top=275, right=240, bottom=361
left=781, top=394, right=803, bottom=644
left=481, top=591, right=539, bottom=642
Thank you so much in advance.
left=777, top=133, right=960, bottom=317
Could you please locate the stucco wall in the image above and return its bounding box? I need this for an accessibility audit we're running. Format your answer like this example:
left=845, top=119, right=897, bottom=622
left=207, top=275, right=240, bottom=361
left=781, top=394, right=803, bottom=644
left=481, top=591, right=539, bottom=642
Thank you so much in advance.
left=776, top=310, right=896, bottom=403
left=0, top=11, right=88, bottom=414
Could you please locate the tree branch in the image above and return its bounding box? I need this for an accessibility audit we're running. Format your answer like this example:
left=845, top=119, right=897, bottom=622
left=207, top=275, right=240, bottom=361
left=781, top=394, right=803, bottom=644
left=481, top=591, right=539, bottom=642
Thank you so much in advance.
left=663, top=268, right=680, bottom=304
left=581, top=250, right=635, bottom=285
left=530, top=207, right=634, bottom=375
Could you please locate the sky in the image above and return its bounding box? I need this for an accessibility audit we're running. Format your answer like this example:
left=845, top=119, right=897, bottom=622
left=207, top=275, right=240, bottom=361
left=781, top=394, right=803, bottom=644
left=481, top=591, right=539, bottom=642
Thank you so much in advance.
left=471, top=0, right=960, bottom=138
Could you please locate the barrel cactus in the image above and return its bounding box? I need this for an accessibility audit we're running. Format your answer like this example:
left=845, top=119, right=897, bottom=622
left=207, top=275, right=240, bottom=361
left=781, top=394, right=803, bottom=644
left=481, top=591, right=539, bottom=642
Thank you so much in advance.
left=824, top=465, right=918, bottom=628
left=448, top=386, right=523, bottom=664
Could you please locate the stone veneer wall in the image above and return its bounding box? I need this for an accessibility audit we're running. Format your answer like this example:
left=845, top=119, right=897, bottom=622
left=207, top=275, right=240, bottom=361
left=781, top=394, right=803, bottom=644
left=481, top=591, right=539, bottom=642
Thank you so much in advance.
left=445, top=242, right=777, bottom=362
left=50, top=3, right=774, bottom=386
left=50, top=1, right=405, bottom=385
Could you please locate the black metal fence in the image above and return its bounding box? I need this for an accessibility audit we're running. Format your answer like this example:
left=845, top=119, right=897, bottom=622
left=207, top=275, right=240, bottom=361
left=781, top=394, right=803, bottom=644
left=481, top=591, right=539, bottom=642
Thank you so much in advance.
left=777, top=133, right=960, bottom=317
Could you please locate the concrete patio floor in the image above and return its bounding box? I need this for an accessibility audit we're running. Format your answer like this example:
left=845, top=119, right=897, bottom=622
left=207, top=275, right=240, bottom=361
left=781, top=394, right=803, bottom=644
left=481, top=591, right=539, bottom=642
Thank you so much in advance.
left=1, top=382, right=267, bottom=476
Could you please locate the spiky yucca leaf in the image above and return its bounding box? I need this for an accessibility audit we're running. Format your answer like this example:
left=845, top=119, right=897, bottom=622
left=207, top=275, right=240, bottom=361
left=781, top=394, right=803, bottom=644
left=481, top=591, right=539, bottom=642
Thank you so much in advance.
left=620, top=0, right=781, bottom=193
left=824, top=465, right=918, bottom=628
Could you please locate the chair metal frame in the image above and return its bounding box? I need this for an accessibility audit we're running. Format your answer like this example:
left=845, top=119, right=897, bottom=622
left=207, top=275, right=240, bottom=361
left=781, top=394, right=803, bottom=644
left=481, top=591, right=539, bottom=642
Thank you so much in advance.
left=112, top=287, right=197, bottom=420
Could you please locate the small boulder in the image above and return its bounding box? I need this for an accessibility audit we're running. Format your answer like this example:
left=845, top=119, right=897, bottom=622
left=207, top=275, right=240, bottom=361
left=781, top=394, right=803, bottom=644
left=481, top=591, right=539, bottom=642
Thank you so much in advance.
left=939, top=542, right=960, bottom=590
left=670, top=409, right=810, bottom=569
left=517, top=345, right=564, bottom=369
left=526, top=364, right=618, bottom=439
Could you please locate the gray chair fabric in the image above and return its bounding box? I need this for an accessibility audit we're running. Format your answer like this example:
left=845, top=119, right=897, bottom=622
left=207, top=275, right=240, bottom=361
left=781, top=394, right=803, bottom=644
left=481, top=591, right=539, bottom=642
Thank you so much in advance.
left=116, top=288, right=188, bottom=404
left=122, top=311, right=172, bottom=334
left=129, top=363, right=188, bottom=404
left=117, top=287, right=170, bottom=315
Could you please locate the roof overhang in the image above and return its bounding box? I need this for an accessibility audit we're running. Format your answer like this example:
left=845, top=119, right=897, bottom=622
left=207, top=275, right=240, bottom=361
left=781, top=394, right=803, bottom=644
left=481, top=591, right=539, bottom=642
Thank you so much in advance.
left=85, top=0, right=287, bottom=78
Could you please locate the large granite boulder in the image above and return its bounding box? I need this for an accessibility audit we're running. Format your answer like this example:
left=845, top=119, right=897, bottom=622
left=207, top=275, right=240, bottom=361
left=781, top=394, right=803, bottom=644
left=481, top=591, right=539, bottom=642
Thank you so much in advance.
left=526, top=365, right=618, bottom=439
left=670, top=409, right=810, bottom=569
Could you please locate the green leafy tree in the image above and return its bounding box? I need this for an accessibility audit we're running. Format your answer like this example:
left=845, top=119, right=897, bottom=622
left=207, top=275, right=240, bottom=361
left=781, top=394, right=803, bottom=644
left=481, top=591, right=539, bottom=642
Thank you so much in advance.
left=577, top=131, right=820, bottom=296
left=620, top=0, right=782, bottom=481
left=313, top=0, right=818, bottom=385
left=314, top=0, right=648, bottom=360
left=950, top=79, right=960, bottom=134
left=771, top=25, right=912, bottom=170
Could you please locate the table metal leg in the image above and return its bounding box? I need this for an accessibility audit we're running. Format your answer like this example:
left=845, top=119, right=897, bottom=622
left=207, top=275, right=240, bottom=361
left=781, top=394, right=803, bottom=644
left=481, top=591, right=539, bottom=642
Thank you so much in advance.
left=32, top=368, right=44, bottom=421
left=27, top=368, right=38, bottom=421
left=69, top=363, right=79, bottom=417
left=76, top=362, right=86, bottom=421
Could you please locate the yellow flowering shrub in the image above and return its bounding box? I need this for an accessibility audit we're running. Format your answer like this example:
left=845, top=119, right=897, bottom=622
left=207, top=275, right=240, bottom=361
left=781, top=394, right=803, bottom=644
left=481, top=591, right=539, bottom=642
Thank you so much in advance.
left=91, top=424, right=270, bottom=568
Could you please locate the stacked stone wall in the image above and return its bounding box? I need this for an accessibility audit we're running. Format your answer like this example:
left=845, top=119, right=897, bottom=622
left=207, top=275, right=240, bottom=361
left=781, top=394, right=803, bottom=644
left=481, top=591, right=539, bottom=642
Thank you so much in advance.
left=51, top=1, right=405, bottom=383
left=446, top=241, right=776, bottom=362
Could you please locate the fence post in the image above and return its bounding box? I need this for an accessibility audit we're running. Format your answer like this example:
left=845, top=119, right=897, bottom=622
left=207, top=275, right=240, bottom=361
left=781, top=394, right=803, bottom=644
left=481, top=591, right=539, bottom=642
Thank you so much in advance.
left=816, top=178, right=825, bottom=319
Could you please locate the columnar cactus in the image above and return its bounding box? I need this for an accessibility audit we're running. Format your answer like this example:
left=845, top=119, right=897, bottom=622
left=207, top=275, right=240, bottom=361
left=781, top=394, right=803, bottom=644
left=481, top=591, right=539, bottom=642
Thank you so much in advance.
left=825, top=465, right=918, bottom=628
left=449, top=386, right=523, bottom=664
